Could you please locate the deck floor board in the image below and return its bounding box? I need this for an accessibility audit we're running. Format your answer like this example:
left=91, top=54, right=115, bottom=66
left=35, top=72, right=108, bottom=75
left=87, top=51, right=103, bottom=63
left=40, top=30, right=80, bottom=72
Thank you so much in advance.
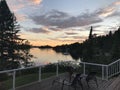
left=16, top=74, right=120, bottom=90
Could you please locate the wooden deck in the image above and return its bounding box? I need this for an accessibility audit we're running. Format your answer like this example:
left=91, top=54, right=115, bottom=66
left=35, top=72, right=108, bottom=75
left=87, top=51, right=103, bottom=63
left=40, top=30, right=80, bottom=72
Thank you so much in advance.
left=16, top=73, right=120, bottom=90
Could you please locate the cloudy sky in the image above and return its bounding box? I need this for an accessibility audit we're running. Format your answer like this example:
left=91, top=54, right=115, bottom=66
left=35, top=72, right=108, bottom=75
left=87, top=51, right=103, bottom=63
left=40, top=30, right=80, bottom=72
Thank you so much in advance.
left=6, top=0, right=120, bottom=46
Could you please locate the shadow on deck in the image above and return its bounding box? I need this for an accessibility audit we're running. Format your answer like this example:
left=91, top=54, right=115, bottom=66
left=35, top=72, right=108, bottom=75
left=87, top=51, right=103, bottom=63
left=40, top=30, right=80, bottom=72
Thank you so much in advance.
left=16, top=73, right=120, bottom=90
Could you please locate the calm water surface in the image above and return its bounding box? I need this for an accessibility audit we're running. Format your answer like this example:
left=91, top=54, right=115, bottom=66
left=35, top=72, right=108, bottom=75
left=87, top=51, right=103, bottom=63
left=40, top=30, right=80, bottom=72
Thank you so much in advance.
left=30, top=48, right=74, bottom=65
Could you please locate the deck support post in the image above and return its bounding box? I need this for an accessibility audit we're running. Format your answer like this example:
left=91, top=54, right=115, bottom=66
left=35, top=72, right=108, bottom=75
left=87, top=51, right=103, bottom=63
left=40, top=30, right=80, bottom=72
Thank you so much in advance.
left=102, top=66, right=104, bottom=80
left=56, top=63, right=58, bottom=77
left=13, top=70, right=16, bottom=90
left=83, top=63, right=86, bottom=75
left=106, top=66, right=108, bottom=80
left=39, top=66, right=41, bottom=82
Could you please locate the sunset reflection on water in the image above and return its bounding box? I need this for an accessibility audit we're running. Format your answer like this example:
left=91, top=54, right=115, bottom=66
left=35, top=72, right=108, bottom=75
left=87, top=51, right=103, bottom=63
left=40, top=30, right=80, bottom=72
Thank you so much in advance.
left=30, top=48, right=73, bottom=65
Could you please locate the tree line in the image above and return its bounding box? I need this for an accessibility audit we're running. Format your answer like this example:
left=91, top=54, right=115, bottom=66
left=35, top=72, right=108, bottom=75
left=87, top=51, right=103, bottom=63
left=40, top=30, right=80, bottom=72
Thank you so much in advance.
left=53, top=27, right=120, bottom=64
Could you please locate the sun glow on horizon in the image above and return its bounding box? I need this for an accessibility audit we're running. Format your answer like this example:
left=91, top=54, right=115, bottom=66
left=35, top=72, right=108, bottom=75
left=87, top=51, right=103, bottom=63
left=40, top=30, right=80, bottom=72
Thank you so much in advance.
left=29, top=40, right=84, bottom=46
left=6, top=0, right=120, bottom=47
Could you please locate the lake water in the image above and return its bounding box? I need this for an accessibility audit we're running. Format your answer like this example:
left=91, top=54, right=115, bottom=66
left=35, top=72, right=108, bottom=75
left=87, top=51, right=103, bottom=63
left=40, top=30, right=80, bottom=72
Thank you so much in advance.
left=30, top=48, right=75, bottom=65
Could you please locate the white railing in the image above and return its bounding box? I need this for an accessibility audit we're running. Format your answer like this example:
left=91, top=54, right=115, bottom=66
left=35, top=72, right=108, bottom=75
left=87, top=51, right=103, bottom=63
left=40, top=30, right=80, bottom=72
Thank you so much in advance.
left=80, top=62, right=108, bottom=80
left=58, top=61, right=108, bottom=80
left=0, top=59, right=120, bottom=90
left=80, top=59, right=120, bottom=80
left=108, top=59, right=120, bottom=79
left=61, top=60, right=120, bottom=80
left=0, top=64, right=58, bottom=90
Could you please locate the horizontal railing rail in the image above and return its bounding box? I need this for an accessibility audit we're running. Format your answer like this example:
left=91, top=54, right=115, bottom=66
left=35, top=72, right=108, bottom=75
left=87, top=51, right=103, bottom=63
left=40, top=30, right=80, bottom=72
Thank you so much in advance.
left=108, top=59, right=120, bottom=79
left=0, top=59, right=120, bottom=90
left=0, top=63, right=59, bottom=90
left=108, top=59, right=120, bottom=66
left=80, top=61, right=107, bottom=66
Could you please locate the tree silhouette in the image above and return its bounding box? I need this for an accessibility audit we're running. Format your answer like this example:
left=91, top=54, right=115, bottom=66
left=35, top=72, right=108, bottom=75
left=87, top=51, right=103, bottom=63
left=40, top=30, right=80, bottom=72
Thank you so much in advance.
left=111, top=27, right=120, bottom=60
left=89, top=26, right=93, bottom=39
left=0, top=0, right=32, bottom=70
left=53, top=26, right=120, bottom=64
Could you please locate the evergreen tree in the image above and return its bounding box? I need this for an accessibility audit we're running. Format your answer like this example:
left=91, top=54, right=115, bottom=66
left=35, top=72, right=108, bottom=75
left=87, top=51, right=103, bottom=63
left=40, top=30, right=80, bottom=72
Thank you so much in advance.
left=0, top=0, right=32, bottom=70
left=82, top=27, right=94, bottom=62
left=89, top=26, right=93, bottom=39
left=111, top=27, right=120, bottom=60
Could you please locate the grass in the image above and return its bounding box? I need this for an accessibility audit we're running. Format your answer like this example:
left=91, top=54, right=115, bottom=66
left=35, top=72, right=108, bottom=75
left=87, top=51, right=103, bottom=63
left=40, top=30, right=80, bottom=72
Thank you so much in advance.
left=2, top=72, right=56, bottom=90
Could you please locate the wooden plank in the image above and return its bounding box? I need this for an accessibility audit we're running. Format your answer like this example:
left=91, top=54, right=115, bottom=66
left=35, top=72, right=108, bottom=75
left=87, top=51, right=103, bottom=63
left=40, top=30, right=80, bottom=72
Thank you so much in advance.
left=107, top=76, right=120, bottom=90
left=16, top=74, right=119, bottom=90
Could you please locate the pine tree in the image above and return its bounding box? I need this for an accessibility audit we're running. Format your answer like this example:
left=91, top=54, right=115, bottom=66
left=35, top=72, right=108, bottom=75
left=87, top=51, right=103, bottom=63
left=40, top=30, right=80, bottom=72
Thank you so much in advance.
left=89, top=26, right=93, bottom=39
left=0, top=0, right=32, bottom=70
left=111, top=27, right=120, bottom=60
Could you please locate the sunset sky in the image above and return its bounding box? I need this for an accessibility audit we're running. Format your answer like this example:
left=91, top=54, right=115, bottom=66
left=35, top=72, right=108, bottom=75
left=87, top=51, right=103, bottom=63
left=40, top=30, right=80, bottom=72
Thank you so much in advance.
left=6, top=0, right=120, bottom=46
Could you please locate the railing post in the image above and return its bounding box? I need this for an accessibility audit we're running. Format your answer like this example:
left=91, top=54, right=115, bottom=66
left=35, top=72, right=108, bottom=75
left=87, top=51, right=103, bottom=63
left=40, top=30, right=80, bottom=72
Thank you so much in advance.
left=83, top=63, right=86, bottom=75
left=13, top=70, right=16, bottom=90
left=56, top=63, right=58, bottom=77
left=119, top=61, right=120, bottom=72
left=39, top=66, right=41, bottom=82
left=106, top=66, right=108, bottom=80
left=102, top=65, right=104, bottom=80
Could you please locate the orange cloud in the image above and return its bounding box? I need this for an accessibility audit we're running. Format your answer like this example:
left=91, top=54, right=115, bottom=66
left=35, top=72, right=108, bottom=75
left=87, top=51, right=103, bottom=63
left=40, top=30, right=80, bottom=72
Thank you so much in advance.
left=98, top=0, right=120, bottom=18
left=15, top=13, right=27, bottom=21
left=113, top=1, right=120, bottom=5
left=99, top=7, right=115, bottom=17
left=7, top=0, right=43, bottom=12
left=8, top=2, right=25, bottom=12
left=32, top=0, right=42, bottom=4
